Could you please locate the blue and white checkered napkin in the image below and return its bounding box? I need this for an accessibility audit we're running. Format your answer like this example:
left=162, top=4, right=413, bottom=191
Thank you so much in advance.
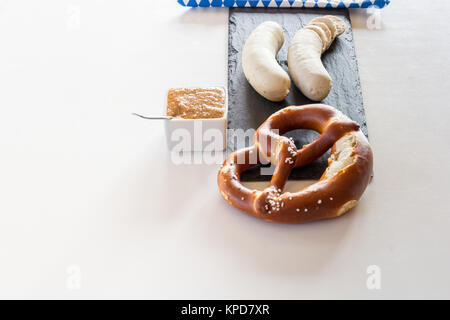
left=178, top=0, right=390, bottom=8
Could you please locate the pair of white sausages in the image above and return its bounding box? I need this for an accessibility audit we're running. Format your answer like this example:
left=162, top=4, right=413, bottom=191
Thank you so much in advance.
left=242, top=16, right=346, bottom=102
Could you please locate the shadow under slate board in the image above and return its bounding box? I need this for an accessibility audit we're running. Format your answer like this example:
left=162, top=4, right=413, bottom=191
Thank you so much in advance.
left=227, top=7, right=368, bottom=181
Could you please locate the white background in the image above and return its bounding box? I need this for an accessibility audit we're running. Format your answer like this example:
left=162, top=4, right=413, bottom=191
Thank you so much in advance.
left=0, top=0, right=449, bottom=299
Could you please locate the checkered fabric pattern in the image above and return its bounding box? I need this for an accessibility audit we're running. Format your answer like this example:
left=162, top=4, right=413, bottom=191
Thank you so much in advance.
left=177, top=0, right=390, bottom=8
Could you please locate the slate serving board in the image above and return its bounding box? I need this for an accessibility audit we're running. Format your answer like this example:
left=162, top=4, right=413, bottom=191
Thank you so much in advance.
left=227, top=7, right=368, bottom=181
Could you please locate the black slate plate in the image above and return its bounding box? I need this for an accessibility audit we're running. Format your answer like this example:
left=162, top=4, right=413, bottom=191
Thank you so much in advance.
left=227, top=7, right=368, bottom=181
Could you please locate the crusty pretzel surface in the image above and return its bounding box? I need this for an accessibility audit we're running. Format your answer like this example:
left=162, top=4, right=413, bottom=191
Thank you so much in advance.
left=217, top=104, right=373, bottom=223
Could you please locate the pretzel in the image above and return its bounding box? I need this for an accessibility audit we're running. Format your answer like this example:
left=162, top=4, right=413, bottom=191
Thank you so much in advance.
left=217, top=104, right=373, bottom=223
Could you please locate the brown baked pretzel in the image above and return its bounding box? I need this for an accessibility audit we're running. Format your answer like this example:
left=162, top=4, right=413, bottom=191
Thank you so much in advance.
left=217, top=104, right=373, bottom=223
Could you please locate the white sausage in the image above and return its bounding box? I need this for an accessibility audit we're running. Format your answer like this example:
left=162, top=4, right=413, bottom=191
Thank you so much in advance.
left=242, top=21, right=291, bottom=102
left=288, top=28, right=332, bottom=101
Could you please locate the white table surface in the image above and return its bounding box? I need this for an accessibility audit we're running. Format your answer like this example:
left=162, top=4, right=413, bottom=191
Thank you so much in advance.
left=0, top=0, right=449, bottom=299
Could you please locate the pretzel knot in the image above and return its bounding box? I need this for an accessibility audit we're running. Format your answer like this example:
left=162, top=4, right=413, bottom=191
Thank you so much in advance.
left=217, top=104, right=373, bottom=223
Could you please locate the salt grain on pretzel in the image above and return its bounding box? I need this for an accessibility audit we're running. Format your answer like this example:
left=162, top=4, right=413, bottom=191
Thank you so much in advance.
left=217, top=104, right=373, bottom=224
